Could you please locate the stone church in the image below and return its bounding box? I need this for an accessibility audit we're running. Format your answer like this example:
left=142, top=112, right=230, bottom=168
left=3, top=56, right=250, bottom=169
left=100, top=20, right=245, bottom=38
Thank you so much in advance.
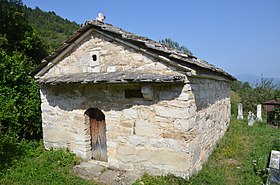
left=33, top=20, right=235, bottom=178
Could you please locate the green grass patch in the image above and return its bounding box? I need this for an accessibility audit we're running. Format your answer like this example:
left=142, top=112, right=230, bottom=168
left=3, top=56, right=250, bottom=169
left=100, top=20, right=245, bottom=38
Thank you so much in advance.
left=0, top=140, right=96, bottom=184
left=0, top=119, right=279, bottom=184
left=134, top=118, right=280, bottom=185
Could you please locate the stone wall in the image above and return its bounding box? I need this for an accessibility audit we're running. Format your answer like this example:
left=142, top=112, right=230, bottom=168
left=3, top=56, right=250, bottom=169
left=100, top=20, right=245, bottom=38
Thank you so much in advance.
left=42, top=31, right=176, bottom=79
left=40, top=77, right=230, bottom=178
left=39, top=28, right=231, bottom=178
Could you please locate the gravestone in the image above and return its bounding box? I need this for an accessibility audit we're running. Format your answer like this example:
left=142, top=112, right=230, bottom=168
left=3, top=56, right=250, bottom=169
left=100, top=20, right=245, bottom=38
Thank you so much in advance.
left=237, top=103, right=243, bottom=120
left=257, top=104, right=262, bottom=121
left=268, top=150, right=280, bottom=184
left=247, top=111, right=255, bottom=126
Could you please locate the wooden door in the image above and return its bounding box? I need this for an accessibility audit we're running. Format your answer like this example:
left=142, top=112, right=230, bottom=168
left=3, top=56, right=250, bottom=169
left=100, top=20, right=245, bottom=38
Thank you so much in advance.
left=90, top=117, right=107, bottom=162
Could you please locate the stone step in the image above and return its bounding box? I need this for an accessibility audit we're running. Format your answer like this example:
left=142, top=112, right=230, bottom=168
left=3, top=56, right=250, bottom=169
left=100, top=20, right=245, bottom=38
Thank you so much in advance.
left=73, top=160, right=142, bottom=184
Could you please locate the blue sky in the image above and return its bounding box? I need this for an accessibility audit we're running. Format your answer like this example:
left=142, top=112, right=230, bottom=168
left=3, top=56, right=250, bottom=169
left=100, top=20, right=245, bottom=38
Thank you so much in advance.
left=23, top=0, right=280, bottom=78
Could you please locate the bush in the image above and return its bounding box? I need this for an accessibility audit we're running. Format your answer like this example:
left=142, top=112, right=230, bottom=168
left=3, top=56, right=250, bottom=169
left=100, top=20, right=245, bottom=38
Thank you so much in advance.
left=272, top=107, right=280, bottom=126
left=237, top=78, right=279, bottom=115
left=0, top=132, right=22, bottom=173
left=0, top=50, right=42, bottom=139
left=0, top=0, right=48, bottom=140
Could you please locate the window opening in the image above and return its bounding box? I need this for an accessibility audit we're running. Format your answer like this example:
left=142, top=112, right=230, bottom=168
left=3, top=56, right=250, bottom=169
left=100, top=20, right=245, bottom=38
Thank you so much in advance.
left=92, top=54, right=97, bottom=61
left=125, top=90, right=143, bottom=99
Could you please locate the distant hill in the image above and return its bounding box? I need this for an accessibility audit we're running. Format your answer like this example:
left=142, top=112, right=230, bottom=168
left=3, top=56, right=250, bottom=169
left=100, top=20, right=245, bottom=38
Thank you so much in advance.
left=23, top=6, right=80, bottom=53
left=236, top=74, right=280, bottom=86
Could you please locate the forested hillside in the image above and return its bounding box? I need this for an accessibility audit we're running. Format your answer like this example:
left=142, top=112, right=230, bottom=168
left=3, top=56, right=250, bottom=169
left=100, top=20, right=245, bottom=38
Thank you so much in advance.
left=23, top=6, right=80, bottom=52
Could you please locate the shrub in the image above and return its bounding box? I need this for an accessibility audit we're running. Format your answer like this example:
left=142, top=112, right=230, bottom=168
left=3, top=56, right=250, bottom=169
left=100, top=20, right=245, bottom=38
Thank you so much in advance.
left=240, top=78, right=277, bottom=114
left=272, top=107, right=280, bottom=126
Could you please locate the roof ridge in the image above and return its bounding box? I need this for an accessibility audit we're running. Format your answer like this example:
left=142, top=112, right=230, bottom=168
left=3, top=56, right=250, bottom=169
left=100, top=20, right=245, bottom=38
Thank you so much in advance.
left=86, top=20, right=194, bottom=56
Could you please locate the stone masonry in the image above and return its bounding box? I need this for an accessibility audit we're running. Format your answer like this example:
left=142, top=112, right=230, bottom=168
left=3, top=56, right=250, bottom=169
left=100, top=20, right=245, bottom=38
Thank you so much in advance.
left=43, top=31, right=177, bottom=78
left=38, top=27, right=232, bottom=179
left=40, top=79, right=230, bottom=178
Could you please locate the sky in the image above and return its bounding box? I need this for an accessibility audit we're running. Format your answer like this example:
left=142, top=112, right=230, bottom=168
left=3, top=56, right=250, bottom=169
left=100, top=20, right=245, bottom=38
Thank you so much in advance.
left=22, top=0, right=280, bottom=78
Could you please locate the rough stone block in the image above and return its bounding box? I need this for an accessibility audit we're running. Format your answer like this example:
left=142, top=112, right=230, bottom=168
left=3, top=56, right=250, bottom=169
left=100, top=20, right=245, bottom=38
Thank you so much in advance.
left=107, top=66, right=116, bottom=72
left=138, top=108, right=155, bottom=120
left=152, top=150, right=189, bottom=170
left=174, top=119, right=190, bottom=131
left=122, top=109, right=138, bottom=120
left=193, top=147, right=201, bottom=164
left=135, top=120, right=161, bottom=137
left=128, top=135, right=146, bottom=146
left=155, top=106, right=189, bottom=119
left=177, top=92, right=192, bottom=101
left=120, top=120, right=134, bottom=128
left=136, top=149, right=157, bottom=162
left=149, top=138, right=167, bottom=148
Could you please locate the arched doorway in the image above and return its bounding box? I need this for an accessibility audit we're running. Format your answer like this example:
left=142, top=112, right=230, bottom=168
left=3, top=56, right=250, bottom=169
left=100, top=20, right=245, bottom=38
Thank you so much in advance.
left=85, top=108, right=108, bottom=162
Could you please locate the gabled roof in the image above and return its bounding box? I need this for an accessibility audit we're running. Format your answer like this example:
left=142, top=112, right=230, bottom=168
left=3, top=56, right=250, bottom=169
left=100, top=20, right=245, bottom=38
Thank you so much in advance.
left=37, top=71, right=185, bottom=85
left=33, top=20, right=235, bottom=81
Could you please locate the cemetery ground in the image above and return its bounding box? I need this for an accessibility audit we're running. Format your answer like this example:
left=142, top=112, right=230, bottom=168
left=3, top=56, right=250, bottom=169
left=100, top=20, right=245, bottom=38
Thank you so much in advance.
left=0, top=118, right=279, bottom=184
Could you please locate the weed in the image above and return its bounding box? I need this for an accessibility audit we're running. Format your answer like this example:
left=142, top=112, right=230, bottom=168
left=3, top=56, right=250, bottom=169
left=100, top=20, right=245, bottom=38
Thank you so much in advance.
left=272, top=138, right=280, bottom=151
left=0, top=140, right=95, bottom=184
left=133, top=173, right=188, bottom=185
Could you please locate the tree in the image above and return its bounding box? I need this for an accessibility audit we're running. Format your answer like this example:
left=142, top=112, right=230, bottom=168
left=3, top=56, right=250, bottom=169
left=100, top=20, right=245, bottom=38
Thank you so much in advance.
left=0, top=50, right=42, bottom=139
left=23, top=5, right=79, bottom=52
left=159, top=38, right=193, bottom=55
left=0, top=0, right=48, bottom=64
left=240, top=78, right=278, bottom=114
left=231, top=80, right=242, bottom=92
left=0, top=0, right=48, bottom=139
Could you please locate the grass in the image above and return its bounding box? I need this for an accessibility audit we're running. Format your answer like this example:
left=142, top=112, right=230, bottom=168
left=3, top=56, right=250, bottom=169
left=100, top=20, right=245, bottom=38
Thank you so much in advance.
left=134, top=118, right=280, bottom=185
left=0, top=119, right=279, bottom=184
left=0, top=140, right=96, bottom=184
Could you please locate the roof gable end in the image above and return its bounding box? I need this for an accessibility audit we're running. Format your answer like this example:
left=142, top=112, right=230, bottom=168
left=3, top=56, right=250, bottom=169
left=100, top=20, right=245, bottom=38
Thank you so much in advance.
left=33, top=20, right=235, bottom=81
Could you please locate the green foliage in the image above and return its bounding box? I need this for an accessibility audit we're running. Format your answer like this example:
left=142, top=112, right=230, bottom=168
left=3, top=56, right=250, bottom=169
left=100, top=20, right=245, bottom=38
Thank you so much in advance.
left=135, top=119, right=280, bottom=184
left=0, top=0, right=47, bottom=139
left=0, top=133, right=43, bottom=174
left=134, top=173, right=188, bottom=185
left=0, top=0, right=48, bottom=64
left=272, top=138, right=280, bottom=151
left=275, top=89, right=280, bottom=101
left=239, top=78, right=278, bottom=114
left=0, top=140, right=95, bottom=184
left=188, top=118, right=279, bottom=184
left=0, top=132, right=22, bottom=172
left=242, top=81, right=252, bottom=90
left=159, top=38, right=193, bottom=55
left=23, top=6, right=80, bottom=52
left=0, top=50, right=42, bottom=139
left=231, top=80, right=242, bottom=92
left=272, top=107, right=280, bottom=126
left=230, top=90, right=241, bottom=116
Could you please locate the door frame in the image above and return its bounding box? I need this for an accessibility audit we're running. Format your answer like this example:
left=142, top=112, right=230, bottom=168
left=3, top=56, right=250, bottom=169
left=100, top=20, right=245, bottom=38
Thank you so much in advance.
left=85, top=108, right=108, bottom=162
